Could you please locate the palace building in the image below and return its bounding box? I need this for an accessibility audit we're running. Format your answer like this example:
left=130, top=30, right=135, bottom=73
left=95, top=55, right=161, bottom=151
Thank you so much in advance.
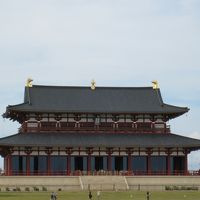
left=1, top=80, right=200, bottom=176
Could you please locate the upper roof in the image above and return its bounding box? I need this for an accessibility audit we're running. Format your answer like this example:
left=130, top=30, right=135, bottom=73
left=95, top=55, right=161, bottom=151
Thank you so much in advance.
left=4, top=85, right=189, bottom=119
left=0, top=132, right=199, bottom=150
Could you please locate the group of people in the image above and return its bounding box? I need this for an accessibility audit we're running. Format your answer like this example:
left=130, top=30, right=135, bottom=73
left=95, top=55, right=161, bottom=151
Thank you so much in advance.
left=50, top=192, right=57, bottom=200
left=50, top=190, right=99, bottom=200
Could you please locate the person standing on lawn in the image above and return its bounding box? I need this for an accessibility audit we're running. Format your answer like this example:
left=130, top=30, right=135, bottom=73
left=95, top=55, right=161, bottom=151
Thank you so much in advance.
left=89, top=191, right=92, bottom=200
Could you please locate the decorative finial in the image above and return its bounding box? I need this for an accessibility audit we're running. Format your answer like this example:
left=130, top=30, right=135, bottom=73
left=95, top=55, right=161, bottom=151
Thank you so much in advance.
left=91, top=79, right=96, bottom=90
left=152, top=80, right=159, bottom=89
left=26, top=78, right=33, bottom=87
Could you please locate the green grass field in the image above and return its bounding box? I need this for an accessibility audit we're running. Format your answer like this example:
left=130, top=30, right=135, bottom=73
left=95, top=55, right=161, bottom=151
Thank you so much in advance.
left=0, top=191, right=200, bottom=200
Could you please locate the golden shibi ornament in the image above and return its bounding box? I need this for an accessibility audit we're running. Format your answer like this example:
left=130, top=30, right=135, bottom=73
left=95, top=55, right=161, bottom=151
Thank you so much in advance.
left=26, top=78, right=33, bottom=87
left=152, top=80, right=159, bottom=89
left=91, top=79, right=96, bottom=90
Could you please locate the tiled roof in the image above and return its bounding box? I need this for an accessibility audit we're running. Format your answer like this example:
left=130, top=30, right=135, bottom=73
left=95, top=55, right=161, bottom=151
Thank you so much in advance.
left=4, top=85, right=189, bottom=117
left=0, top=132, right=199, bottom=149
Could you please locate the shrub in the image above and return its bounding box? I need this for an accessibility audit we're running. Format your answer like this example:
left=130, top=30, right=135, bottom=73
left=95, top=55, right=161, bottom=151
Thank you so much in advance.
left=165, top=185, right=199, bottom=191
left=42, top=186, right=47, bottom=191
left=33, top=186, right=39, bottom=191
left=58, top=188, right=62, bottom=191
left=173, top=186, right=179, bottom=190
left=165, top=186, right=173, bottom=190
left=6, top=187, right=10, bottom=192
left=25, top=187, right=30, bottom=192
left=191, top=186, right=198, bottom=190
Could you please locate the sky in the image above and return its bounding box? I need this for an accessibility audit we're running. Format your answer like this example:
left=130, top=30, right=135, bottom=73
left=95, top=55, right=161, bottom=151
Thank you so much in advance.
left=0, top=0, right=200, bottom=169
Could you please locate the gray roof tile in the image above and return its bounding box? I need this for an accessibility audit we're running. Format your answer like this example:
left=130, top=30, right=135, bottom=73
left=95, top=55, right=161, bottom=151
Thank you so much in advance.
left=0, top=132, right=199, bottom=149
left=5, top=85, right=189, bottom=116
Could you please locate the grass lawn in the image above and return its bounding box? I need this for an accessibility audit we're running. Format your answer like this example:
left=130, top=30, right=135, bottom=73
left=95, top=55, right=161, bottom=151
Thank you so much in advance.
left=0, top=191, right=200, bottom=200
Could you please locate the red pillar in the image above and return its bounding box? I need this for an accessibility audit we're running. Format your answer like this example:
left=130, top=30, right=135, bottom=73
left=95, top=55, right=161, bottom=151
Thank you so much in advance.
left=7, top=155, right=12, bottom=176
left=67, top=154, right=71, bottom=175
left=151, top=121, right=155, bottom=133
left=45, top=147, right=53, bottom=176
left=25, top=147, right=32, bottom=176
left=47, top=154, right=51, bottom=175
left=108, top=153, right=111, bottom=172
left=147, top=155, right=151, bottom=175
left=128, top=153, right=132, bottom=174
left=4, top=157, right=6, bottom=175
left=87, top=153, right=91, bottom=175
left=25, top=121, right=28, bottom=132
left=86, top=147, right=93, bottom=175
left=106, top=148, right=113, bottom=172
left=165, top=148, right=172, bottom=175
left=26, top=155, right=30, bottom=176
left=6, top=156, right=9, bottom=176
left=166, top=154, right=171, bottom=175
left=66, top=148, right=73, bottom=176
left=126, top=148, right=133, bottom=175
left=5, top=156, right=8, bottom=176
left=146, top=148, right=152, bottom=175
left=184, top=149, right=188, bottom=175
left=164, top=123, right=167, bottom=133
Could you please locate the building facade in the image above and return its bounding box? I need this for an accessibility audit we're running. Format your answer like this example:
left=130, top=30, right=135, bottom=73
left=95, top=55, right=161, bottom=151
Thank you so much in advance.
left=1, top=81, right=200, bottom=176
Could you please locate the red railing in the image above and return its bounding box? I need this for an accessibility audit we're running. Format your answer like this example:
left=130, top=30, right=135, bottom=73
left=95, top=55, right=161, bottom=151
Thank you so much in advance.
left=20, top=122, right=170, bottom=134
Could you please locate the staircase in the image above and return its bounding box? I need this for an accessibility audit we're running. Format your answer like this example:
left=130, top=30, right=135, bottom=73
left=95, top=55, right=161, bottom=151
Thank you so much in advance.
left=80, top=176, right=128, bottom=191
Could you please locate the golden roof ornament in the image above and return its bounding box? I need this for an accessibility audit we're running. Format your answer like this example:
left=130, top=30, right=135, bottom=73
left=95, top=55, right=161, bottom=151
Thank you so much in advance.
left=152, top=80, right=159, bottom=89
left=91, top=79, right=96, bottom=90
left=26, top=78, right=33, bottom=87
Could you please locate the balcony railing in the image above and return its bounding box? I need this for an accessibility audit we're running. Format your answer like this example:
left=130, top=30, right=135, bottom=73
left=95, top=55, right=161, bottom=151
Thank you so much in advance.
left=19, top=122, right=170, bottom=134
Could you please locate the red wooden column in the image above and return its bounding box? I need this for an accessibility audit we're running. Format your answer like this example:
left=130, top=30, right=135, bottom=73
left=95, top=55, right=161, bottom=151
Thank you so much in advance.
left=66, top=147, right=73, bottom=176
left=7, top=155, right=12, bottom=176
left=126, top=148, right=133, bottom=175
left=45, top=147, right=53, bottom=176
left=67, top=154, right=71, bottom=175
left=22, top=121, right=28, bottom=132
left=163, top=116, right=168, bottom=134
left=165, top=148, right=172, bottom=175
left=5, top=153, right=13, bottom=176
left=86, top=147, right=93, bottom=175
left=184, top=148, right=189, bottom=175
left=150, top=115, right=155, bottom=133
left=25, top=147, right=32, bottom=176
left=5, top=147, right=14, bottom=176
left=146, top=148, right=153, bottom=175
left=5, top=156, right=9, bottom=176
left=106, top=148, right=113, bottom=173
left=26, top=156, right=30, bottom=175
left=3, top=156, right=7, bottom=175
left=47, top=155, right=51, bottom=175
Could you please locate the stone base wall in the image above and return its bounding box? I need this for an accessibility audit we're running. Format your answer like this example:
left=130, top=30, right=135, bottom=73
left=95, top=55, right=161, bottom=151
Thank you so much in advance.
left=0, top=176, right=200, bottom=191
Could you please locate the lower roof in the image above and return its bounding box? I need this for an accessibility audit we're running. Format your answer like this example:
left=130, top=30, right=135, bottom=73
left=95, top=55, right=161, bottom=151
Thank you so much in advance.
left=0, top=132, right=200, bottom=150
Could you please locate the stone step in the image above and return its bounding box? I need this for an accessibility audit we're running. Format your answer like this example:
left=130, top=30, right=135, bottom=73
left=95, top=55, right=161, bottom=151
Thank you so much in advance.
left=81, top=176, right=128, bottom=191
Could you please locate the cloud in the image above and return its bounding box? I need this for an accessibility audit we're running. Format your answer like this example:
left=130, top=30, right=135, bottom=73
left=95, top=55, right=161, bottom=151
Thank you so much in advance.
left=0, top=0, right=200, bottom=169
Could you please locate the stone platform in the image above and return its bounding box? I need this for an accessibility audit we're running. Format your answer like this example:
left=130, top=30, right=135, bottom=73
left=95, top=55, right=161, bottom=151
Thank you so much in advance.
left=0, top=176, right=200, bottom=191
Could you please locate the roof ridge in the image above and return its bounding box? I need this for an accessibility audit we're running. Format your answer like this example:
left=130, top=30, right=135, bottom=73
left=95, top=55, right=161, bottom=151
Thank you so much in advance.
left=31, top=84, right=153, bottom=89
